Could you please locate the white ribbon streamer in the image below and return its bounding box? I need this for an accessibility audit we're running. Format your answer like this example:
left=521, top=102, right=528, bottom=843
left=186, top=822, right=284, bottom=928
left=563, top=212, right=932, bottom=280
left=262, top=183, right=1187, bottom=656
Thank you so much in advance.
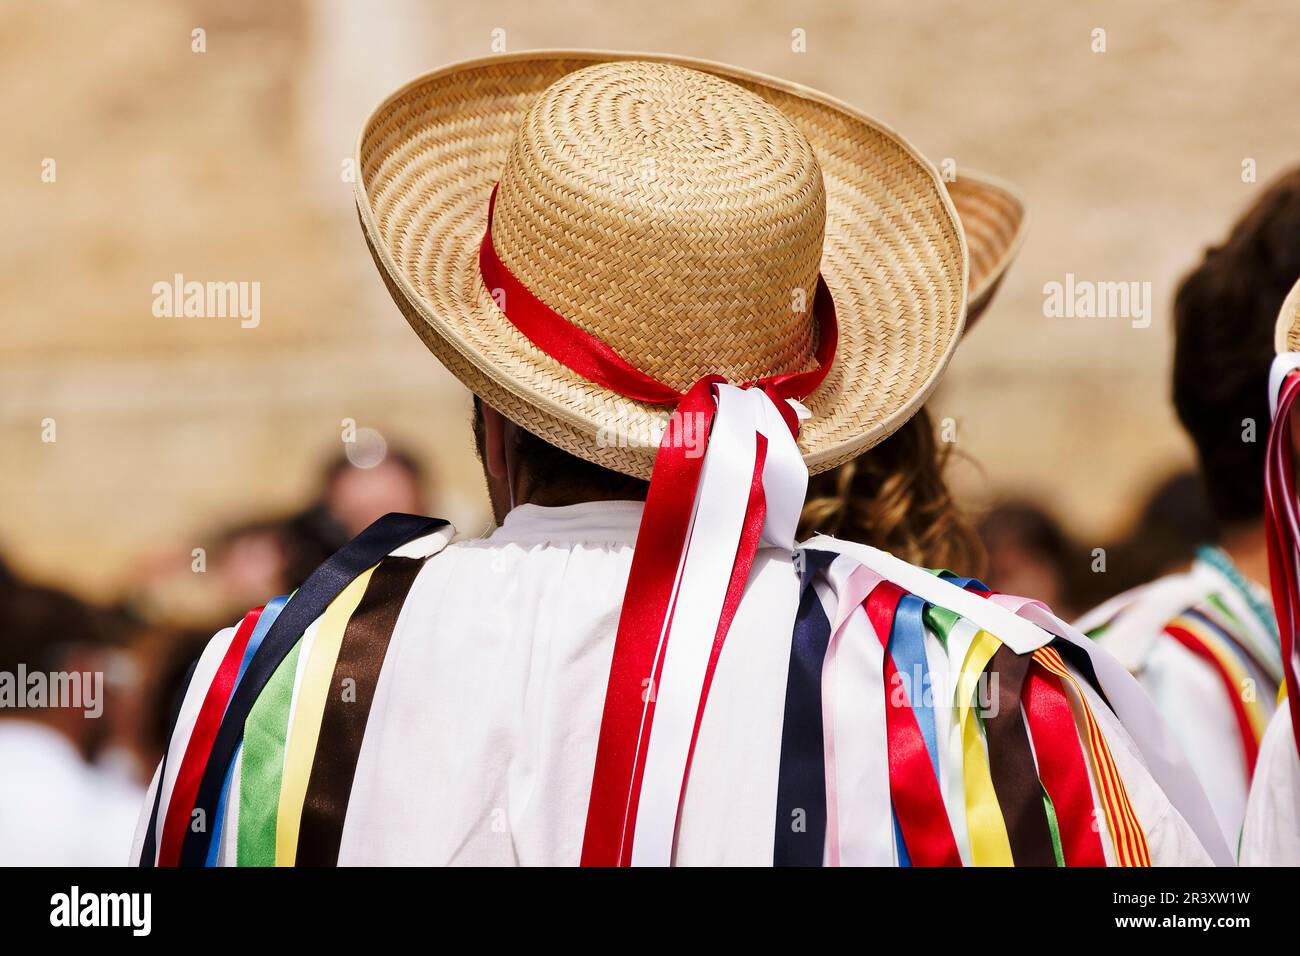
left=818, top=558, right=892, bottom=865
left=632, top=385, right=807, bottom=865
left=1269, top=352, right=1300, bottom=418
left=151, top=625, right=238, bottom=863
left=806, top=537, right=1053, bottom=654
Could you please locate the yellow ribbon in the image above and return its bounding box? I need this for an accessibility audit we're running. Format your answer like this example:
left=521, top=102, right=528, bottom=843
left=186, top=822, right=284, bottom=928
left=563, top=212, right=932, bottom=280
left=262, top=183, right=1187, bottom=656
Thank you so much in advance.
left=275, top=566, right=376, bottom=866
left=956, top=629, right=1014, bottom=866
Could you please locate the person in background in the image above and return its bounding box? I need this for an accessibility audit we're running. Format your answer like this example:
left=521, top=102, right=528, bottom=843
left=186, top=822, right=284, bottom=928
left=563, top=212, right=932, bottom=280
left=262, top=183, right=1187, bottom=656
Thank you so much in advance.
left=978, top=501, right=1079, bottom=619
left=210, top=518, right=296, bottom=621
left=88, top=620, right=216, bottom=788
left=282, top=447, right=428, bottom=586
left=1118, top=471, right=1219, bottom=586
left=0, top=580, right=144, bottom=865
left=1075, top=168, right=1300, bottom=846
left=1065, top=471, right=1218, bottom=615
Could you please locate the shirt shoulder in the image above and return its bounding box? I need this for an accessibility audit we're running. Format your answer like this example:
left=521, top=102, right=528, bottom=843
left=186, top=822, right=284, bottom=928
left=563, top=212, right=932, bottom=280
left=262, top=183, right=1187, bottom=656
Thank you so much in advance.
left=137, top=516, right=457, bottom=866
left=1076, top=571, right=1210, bottom=671
left=1241, top=708, right=1300, bottom=865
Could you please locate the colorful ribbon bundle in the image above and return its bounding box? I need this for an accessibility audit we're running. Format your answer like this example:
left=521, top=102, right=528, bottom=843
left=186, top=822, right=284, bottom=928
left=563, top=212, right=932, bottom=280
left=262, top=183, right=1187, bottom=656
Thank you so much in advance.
left=140, top=521, right=1179, bottom=866
left=1264, top=354, right=1300, bottom=759
left=139, top=520, right=452, bottom=866
left=763, top=546, right=1149, bottom=867
left=476, top=181, right=1173, bottom=865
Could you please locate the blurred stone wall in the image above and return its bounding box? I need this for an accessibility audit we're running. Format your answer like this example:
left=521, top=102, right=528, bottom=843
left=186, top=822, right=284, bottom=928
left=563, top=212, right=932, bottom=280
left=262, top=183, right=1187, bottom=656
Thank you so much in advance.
left=4, top=0, right=1300, bottom=597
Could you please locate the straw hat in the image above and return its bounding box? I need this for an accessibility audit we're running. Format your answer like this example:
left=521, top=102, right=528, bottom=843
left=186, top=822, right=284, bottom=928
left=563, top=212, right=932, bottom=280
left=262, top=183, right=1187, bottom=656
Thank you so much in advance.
left=357, top=51, right=1024, bottom=479
left=1277, top=276, right=1300, bottom=353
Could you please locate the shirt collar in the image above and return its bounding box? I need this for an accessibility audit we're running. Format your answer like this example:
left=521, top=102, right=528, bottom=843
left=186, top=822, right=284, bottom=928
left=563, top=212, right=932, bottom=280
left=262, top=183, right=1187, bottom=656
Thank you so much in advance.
left=488, top=500, right=645, bottom=545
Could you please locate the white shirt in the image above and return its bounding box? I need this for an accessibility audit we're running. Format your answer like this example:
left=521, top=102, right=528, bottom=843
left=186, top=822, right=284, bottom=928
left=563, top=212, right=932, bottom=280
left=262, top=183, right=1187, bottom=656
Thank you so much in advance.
left=1240, top=708, right=1300, bottom=865
left=135, top=501, right=1214, bottom=865
left=1075, top=556, right=1282, bottom=847
left=1, top=721, right=144, bottom=866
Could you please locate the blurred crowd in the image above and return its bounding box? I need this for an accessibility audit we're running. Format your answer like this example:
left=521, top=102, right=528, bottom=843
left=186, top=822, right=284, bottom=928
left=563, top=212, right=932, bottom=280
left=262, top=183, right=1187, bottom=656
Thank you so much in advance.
left=0, top=444, right=430, bottom=865
left=981, top=470, right=1217, bottom=623
left=0, top=426, right=1214, bottom=865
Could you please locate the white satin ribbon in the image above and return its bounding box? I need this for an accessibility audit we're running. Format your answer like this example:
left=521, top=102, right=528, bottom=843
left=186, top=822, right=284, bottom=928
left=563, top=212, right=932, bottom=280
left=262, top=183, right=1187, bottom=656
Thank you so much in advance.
left=818, top=557, right=892, bottom=865
left=631, top=385, right=808, bottom=865
left=937, top=616, right=981, bottom=865
left=1269, top=352, right=1300, bottom=418
left=806, top=537, right=1052, bottom=654
left=151, top=625, right=238, bottom=863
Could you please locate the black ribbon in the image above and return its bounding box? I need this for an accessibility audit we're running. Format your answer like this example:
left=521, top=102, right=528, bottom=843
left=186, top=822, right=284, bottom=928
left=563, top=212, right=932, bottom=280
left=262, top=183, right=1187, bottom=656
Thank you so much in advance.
left=773, top=548, right=838, bottom=866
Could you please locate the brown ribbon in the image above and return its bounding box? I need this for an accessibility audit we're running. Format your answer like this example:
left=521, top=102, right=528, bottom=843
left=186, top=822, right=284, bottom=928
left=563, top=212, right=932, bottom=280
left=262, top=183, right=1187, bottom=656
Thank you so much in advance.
left=983, top=644, right=1057, bottom=866
left=295, top=555, right=426, bottom=866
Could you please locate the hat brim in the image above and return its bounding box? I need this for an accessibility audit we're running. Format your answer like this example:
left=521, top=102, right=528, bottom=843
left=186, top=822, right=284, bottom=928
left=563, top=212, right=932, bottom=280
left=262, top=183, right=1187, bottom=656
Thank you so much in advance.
left=947, top=170, right=1027, bottom=326
left=357, top=50, right=985, bottom=479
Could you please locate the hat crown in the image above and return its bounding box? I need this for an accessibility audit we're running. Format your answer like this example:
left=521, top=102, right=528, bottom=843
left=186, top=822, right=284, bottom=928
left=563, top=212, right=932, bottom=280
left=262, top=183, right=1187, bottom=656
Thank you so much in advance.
left=489, top=61, right=827, bottom=391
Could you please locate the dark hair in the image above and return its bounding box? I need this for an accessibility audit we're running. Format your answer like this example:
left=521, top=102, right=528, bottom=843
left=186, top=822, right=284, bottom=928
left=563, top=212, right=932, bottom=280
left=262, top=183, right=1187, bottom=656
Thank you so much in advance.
left=799, top=408, right=984, bottom=573
left=1173, top=166, right=1300, bottom=527
left=472, top=398, right=649, bottom=505
left=978, top=501, right=1072, bottom=568
left=1071, top=470, right=1218, bottom=610
left=0, top=583, right=110, bottom=675
left=321, top=446, right=424, bottom=490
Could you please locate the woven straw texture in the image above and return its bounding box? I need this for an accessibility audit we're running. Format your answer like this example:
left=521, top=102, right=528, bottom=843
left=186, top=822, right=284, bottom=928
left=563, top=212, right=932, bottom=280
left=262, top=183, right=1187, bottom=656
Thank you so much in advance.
left=1277, top=277, right=1300, bottom=354
left=358, top=51, right=981, bottom=479
left=947, top=172, right=1027, bottom=324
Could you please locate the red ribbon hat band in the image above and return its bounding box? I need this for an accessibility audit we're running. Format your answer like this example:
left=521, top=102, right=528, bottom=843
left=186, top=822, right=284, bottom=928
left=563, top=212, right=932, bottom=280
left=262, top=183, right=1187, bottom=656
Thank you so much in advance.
left=478, top=183, right=836, bottom=865
left=478, top=184, right=838, bottom=408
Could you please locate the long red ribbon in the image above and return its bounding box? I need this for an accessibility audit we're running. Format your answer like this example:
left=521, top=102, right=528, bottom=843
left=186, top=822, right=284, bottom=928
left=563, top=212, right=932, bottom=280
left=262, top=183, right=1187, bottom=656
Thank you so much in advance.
left=580, top=380, right=719, bottom=865
left=1022, top=665, right=1106, bottom=866
left=864, top=581, right=963, bottom=866
left=158, top=605, right=263, bottom=866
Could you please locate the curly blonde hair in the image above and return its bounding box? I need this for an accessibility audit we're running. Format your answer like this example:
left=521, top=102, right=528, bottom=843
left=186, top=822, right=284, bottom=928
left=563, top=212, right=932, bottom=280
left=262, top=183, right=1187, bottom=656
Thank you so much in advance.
left=798, top=408, right=984, bottom=575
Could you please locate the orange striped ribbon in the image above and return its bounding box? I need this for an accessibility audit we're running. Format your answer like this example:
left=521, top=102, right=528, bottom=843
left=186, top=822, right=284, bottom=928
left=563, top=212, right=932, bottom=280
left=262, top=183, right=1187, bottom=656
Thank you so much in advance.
left=1031, top=646, right=1151, bottom=867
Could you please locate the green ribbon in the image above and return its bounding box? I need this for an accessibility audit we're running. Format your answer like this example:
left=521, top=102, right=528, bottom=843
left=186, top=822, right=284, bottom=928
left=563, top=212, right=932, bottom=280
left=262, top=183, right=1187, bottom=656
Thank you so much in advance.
left=1041, top=788, right=1065, bottom=867
left=237, top=641, right=302, bottom=866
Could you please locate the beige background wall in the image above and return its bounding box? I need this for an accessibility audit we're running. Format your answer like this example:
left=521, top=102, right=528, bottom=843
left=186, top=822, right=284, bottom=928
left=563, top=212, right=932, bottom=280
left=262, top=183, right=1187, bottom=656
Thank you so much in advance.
left=4, top=0, right=1300, bottom=598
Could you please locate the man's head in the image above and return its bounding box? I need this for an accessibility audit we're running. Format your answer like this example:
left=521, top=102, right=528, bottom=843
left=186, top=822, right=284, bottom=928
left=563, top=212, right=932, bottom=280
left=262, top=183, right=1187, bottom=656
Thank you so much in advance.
left=1173, top=166, right=1300, bottom=532
left=0, top=582, right=116, bottom=757
left=322, top=450, right=426, bottom=537
left=472, top=397, right=648, bottom=524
